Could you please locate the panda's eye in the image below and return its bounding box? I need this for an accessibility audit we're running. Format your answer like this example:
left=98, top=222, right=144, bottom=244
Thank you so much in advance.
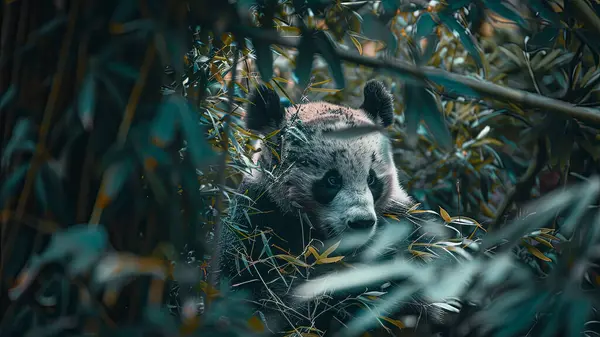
left=367, top=171, right=376, bottom=186
left=327, top=173, right=342, bottom=187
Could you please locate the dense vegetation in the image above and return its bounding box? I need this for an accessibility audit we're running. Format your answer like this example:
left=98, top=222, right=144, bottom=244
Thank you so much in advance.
left=1, top=0, right=600, bottom=336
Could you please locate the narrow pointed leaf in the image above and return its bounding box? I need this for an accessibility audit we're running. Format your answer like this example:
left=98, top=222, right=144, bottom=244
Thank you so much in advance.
left=98, top=158, right=135, bottom=209
left=421, top=88, right=453, bottom=151
left=253, top=39, right=274, bottom=81
left=176, top=97, right=217, bottom=168
left=151, top=99, right=180, bottom=148
left=403, top=84, right=422, bottom=148
left=0, top=164, right=30, bottom=207
left=35, top=166, right=49, bottom=212
left=362, top=13, right=397, bottom=52
left=528, top=0, right=561, bottom=25
left=484, top=0, right=528, bottom=29
left=294, top=33, right=316, bottom=89
left=345, top=284, right=419, bottom=336
left=2, top=118, right=34, bottom=169
left=10, top=224, right=109, bottom=300
left=314, top=31, right=345, bottom=88
left=439, top=13, right=484, bottom=72
left=0, top=84, right=17, bottom=112
left=414, top=12, right=438, bottom=41
left=78, top=73, right=96, bottom=131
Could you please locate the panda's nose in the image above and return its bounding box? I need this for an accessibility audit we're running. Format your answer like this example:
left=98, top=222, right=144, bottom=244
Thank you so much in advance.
left=347, top=218, right=376, bottom=230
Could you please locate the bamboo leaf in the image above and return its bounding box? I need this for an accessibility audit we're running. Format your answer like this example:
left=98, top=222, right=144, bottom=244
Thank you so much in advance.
left=484, top=0, right=528, bottom=29
left=439, top=207, right=452, bottom=222
left=1, top=118, right=34, bottom=169
left=414, top=12, right=438, bottom=41
left=78, top=73, right=96, bottom=131
left=350, top=35, right=363, bottom=55
left=97, top=158, right=135, bottom=209
left=0, top=84, right=16, bottom=113
left=379, top=316, right=405, bottom=329
left=253, top=39, right=274, bottom=81
left=402, top=83, right=422, bottom=149
left=314, top=31, right=345, bottom=89
left=294, top=33, right=316, bottom=89
left=362, top=13, right=397, bottom=52
left=316, top=256, right=344, bottom=264
left=439, top=12, right=485, bottom=73
left=524, top=243, right=552, bottom=262
left=274, top=254, right=311, bottom=268
left=321, top=240, right=341, bottom=259
left=0, top=164, right=30, bottom=207
left=421, top=88, right=453, bottom=151
left=151, top=98, right=181, bottom=148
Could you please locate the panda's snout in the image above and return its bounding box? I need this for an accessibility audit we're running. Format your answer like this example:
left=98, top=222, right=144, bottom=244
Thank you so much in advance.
left=347, top=216, right=376, bottom=230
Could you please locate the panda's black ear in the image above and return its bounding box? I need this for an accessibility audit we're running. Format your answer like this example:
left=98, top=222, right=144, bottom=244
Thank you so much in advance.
left=360, top=80, right=394, bottom=127
left=245, top=84, right=285, bottom=132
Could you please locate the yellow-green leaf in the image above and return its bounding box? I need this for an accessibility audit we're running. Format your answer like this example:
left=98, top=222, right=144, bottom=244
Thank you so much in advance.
left=274, top=254, right=311, bottom=267
left=532, top=237, right=554, bottom=249
left=321, top=240, right=341, bottom=259
left=379, top=316, right=406, bottom=329
left=307, top=87, right=341, bottom=93
left=316, top=256, right=345, bottom=264
left=439, top=207, right=452, bottom=222
left=350, top=35, right=363, bottom=55
left=408, top=209, right=439, bottom=216
left=524, top=244, right=552, bottom=262
left=305, top=246, right=320, bottom=259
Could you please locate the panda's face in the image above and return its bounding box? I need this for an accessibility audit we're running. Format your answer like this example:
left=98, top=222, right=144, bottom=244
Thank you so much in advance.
left=308, top=149, right=383, bottom=238
left=270, top=120, right=400, bottom=239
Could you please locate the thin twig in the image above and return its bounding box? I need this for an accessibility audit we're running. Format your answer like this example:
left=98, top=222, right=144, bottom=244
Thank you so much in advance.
left=206, top=40, right=240, bottom=300
left=233, top=26, right=600, bottom=127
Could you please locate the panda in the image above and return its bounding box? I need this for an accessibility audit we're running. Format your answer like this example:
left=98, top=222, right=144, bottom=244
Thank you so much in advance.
left=216, top=80, right=451, bottom=336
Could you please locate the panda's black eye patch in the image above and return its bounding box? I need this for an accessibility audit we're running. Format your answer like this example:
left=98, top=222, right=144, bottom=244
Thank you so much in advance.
left=312, top=169, right=343, bottom=204
left=368, top=169, right=383, bottom=201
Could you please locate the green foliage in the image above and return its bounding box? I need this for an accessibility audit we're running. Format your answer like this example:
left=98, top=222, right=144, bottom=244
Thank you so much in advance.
left=1, top=0, right=600, bottom=337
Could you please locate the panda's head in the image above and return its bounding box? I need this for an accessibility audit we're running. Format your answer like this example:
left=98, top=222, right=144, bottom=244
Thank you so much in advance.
left=243, top=80, right=413, bottom=239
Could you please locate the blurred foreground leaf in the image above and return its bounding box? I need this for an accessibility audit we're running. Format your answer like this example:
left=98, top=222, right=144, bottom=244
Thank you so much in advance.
left=9, top=224, right=109, bottom=301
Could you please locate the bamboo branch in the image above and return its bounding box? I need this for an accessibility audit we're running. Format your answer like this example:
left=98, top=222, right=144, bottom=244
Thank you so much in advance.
left=233, top=26, right=600, bottom=127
